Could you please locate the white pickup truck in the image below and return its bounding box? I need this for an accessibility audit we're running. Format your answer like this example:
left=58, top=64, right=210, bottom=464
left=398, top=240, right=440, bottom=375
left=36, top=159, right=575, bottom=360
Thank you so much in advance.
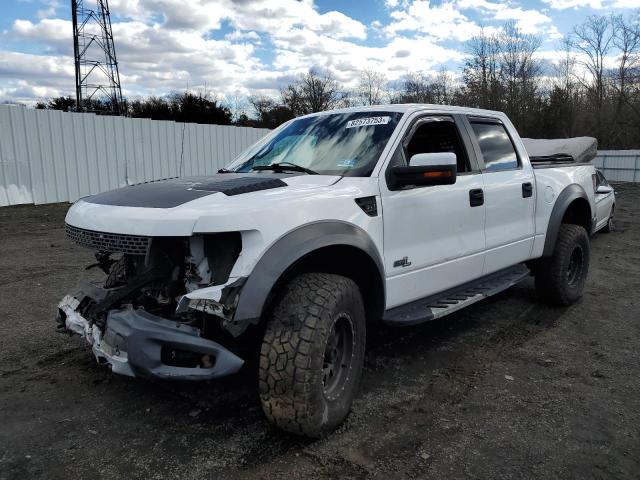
left=58, top=104, right=598, bottom=437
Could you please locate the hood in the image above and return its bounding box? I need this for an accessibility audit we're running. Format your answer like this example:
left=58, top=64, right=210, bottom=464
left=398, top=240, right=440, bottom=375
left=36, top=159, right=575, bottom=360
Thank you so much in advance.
left=82, top=173, right=339, bottom=209
left=65, top=173, right=350, bottom=236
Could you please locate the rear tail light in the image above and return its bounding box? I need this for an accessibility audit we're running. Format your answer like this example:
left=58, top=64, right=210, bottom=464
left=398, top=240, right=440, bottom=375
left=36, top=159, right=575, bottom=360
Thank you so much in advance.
left=592, top=173, right=597, bottom=192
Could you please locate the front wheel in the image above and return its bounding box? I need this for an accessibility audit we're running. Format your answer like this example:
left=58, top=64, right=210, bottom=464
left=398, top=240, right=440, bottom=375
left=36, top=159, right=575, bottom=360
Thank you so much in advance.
left=259, top=273, right=366, bottom=438
left=534, top=224, right=590, bottom=306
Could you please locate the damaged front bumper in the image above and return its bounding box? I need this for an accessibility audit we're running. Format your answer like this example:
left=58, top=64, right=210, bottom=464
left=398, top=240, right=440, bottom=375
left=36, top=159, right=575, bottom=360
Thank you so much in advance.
left=57, top=288, right=244, bottom=381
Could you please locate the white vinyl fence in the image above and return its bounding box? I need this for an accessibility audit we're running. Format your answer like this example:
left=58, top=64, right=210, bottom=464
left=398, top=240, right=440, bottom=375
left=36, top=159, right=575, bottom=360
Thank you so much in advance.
left=0, top=105, right=269, bottom=206
left=2, top=105, right=639, bottom=207
left=593, top=150, right=640, bottom=183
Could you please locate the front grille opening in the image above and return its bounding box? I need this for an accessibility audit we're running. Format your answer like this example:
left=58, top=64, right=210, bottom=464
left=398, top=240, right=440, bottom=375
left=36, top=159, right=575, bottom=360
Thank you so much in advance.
left=160, top=346, right=216, bottom=369
left=66, top=224, right=150, bottom=255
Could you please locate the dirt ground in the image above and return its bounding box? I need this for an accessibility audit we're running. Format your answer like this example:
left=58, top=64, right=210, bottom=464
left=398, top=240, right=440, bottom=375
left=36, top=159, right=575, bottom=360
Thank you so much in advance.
left=1, top=184, right=639, bottom=480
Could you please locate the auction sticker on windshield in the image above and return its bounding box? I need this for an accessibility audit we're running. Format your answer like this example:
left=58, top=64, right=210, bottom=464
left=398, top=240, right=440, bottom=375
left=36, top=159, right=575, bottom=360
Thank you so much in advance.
left=346, top=116, right=391, bottom=128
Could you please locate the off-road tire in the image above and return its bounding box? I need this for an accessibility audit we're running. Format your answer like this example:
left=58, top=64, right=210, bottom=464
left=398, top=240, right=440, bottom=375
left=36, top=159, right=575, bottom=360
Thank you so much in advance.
left=602, top=205, right=614, bottom=233
left=534, top=224, right=590, bottom=306
left=259, top=273, right=366, bottom=438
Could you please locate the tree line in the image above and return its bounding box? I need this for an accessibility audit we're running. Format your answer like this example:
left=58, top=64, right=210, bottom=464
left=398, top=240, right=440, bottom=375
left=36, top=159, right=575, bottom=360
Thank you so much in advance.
left=36, top=13, right=639, bottom=149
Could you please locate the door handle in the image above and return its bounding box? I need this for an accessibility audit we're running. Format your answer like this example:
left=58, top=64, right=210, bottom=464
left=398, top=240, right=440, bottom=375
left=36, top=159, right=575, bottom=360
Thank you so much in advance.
left=522, top=182, right=533, bottom=198
left=469, top=188, right=484, bottom=207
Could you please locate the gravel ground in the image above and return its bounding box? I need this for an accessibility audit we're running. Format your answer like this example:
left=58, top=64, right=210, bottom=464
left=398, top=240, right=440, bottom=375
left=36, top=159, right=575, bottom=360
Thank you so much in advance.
left=1, top=183, right=639, bottom=480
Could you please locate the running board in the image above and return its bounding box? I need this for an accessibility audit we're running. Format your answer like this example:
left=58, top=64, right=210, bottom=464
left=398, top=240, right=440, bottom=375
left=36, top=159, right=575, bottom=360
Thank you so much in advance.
left=382, top=264, right=530, bottom=326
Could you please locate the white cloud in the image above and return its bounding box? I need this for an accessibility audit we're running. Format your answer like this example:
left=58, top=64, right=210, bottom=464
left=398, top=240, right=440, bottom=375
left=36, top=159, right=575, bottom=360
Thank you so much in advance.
left=11, top=18, right=71, bottom=54
left=384, top=0, right=561, bottom=41
left=493, top=6, right=559, bottom=37
left=1, top=0, right=637, bottom=105
left=610, top=0, right=640, bottom=6
left=385, top=1, right=481, bottom=41
left=542, top=0, right=640, bottom=9
left=542, top=0, right=603, bottom=8
left=1, top=0, right=372, bottom=102
left=225, top=30, right=261, bottom=42
left=37, top=0, right=60, bottom=19
left=0, top=50, right=74, bottom=103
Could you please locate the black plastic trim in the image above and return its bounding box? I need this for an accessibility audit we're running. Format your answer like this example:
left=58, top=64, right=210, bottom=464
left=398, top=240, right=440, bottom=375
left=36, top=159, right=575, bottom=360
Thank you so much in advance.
left=542, top=183, right=593, bottom=257
left=229, top=221, right=385, bottom=336
left=469, top=188, right=484, bottom=206
left=383, top=264, right=529, bottom=326
left=532, top=162, right=593, bottom=169
left=104, top=307, right=244, bottom=380
left=355, top=196, right=378, bottom=216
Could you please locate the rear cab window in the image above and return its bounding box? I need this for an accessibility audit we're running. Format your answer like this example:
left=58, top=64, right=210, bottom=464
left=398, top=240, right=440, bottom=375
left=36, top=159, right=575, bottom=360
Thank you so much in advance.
left=469, top=121, right=520, bottom=172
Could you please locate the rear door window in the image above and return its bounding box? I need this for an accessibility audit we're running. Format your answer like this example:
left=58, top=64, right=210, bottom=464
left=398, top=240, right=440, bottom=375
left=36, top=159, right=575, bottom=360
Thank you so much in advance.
left=470, top=122, right=519, bottom=172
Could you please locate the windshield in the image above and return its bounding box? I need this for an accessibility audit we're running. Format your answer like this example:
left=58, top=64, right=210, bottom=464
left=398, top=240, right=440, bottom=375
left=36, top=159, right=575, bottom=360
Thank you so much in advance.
left=227, top=111, right=404, bottom=176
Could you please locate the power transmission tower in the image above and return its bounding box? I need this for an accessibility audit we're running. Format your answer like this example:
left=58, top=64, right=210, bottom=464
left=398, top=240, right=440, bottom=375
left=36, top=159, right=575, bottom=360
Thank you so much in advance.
left=71, top=0, right=124, bottom=114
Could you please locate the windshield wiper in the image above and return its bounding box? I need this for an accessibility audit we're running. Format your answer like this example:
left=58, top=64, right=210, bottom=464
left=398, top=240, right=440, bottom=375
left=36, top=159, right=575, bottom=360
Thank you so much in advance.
left=252, top=162, right=318, bottom=175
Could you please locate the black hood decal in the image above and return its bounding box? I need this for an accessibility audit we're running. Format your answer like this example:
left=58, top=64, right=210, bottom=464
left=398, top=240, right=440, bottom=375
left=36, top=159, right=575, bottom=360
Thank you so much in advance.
left=83, top=174, right=290, bottom=209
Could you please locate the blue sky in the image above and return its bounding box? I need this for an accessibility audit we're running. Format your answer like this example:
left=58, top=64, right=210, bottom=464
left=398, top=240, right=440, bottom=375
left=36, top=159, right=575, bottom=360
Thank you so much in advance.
left=0, top=0, right=639, bottom=105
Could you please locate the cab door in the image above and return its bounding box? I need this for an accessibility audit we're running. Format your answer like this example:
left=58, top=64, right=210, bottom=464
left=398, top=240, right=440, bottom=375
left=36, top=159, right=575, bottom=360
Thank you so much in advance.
left=463, top=116, right=536, bottom=275
left=380, top=114, right=486, bottom=309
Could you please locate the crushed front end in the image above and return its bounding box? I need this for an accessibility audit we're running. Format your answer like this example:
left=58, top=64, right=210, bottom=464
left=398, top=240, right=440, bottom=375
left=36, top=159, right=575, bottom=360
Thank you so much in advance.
left=57, top=224, right=247, bottom=380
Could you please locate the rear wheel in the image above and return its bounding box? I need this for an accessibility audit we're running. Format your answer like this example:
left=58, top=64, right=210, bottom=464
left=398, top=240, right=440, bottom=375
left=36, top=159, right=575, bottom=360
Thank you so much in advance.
left=534, top=224, right=590, bottom=306
left=259, top=273, right=366, bottom=438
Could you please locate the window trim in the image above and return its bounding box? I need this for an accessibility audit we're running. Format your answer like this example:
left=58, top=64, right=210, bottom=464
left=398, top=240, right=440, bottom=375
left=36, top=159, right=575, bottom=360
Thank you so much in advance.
left=383, top=113, right=481, bottom=191
left=401, top=114, right=480, bottom=171
left=463, top=116, right=523, bottom=173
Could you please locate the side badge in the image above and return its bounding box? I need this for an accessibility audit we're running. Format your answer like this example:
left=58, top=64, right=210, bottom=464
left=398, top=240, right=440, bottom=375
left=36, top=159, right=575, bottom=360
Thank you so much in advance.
left=393, top=256, right=412, bottom=268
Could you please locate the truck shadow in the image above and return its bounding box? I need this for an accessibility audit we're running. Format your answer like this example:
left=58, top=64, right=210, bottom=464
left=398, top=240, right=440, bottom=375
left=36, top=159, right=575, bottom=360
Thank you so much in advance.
left=51, top=279, right=571, bottom=467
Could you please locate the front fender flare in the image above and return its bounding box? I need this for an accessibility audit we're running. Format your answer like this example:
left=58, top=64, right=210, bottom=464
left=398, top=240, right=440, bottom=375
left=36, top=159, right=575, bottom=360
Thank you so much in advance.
left=227, top=221, right=385, bottom=336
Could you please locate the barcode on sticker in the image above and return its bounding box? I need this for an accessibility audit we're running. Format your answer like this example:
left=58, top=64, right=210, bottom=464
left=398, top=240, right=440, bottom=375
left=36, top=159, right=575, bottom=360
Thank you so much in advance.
left=346, top=116, right=391, bottom=128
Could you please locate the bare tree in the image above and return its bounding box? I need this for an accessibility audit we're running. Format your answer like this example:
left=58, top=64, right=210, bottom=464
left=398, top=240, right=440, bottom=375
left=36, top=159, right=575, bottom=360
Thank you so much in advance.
left=391, top=72, right=434, bottom=103
left=612, top=14, right=640, bottom=108
left=553, top=37, right=578, bottom=94
left=356, top=69, right=388, bottom=106
left=432, top=68, right=456, bottom=105
left=248, top=95, right=294, bottom=128
left=549, top=37, right=581, bottom=137
left=462, top=27, right=501, bottom=109
left=571, top=15, right=615, bottom=138
left=281, top=69, right=348, bottom=115
left=498, top=21, right=542, bottom=129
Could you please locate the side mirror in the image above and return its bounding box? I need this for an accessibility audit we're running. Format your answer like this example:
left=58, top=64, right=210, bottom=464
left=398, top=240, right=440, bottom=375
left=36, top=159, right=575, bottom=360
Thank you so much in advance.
left=391, top=152, right=457, bottom=189
left=596, top=185, right=613, bottom=194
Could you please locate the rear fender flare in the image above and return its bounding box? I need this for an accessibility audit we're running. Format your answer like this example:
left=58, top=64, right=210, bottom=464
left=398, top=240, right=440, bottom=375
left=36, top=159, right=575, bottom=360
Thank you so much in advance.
left=542, top=184, right=592, bottom=257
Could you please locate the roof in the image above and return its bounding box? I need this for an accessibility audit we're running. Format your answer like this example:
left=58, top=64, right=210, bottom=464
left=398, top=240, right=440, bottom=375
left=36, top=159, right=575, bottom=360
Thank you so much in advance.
left=301, top=104, right=508, bottom=119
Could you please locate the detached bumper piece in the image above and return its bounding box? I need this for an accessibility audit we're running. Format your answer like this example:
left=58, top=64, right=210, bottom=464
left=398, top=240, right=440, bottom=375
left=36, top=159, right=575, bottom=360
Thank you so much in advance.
left=98, top=308, right=244, bottom=380
left=58, top=294, right=244, bottom=381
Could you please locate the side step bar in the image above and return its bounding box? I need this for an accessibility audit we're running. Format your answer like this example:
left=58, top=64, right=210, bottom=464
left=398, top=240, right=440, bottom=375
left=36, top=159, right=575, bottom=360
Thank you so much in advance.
left=382, top=264, right=530, bottom=326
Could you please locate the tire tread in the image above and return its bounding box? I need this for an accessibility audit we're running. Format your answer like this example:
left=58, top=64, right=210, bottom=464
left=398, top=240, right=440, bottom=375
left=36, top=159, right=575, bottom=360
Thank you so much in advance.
left=258, top=272, right=364, bottom=437
left=534, top=224, right=590, bottom=305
